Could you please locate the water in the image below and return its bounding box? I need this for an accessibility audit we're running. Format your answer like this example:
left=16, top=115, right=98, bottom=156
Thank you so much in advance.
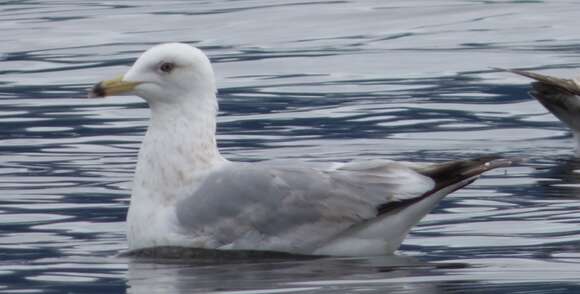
left=1, top=0, right=580, bottom=293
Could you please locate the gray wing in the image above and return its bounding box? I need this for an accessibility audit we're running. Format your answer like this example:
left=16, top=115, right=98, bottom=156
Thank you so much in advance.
left=174, top=160, right=435, bottom=253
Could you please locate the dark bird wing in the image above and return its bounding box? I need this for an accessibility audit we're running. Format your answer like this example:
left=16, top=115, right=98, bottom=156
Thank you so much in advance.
left=498, top=68, right=580, bottom=132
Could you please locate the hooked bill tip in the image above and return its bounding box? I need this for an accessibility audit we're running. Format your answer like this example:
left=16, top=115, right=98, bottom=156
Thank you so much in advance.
left=87, top=82, right=106, bottom=98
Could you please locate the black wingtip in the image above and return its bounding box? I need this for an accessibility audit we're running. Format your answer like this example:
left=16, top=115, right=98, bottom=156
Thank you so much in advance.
left=376, top=156, right=517, bottom=215
left=419, top=156, right=515, bottom=190
left=498, top=67, right=580, bottom=96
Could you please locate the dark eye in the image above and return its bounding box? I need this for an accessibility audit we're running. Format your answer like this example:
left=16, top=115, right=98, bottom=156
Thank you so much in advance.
left=160, top=62, right=175, bottom=73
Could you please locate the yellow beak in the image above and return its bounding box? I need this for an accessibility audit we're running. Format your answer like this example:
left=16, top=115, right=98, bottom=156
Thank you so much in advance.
left=88, top=76, right=141, bottom=98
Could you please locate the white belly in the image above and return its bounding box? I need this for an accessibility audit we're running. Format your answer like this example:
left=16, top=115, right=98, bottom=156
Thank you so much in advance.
left=126, top=198, right=192, bottom=250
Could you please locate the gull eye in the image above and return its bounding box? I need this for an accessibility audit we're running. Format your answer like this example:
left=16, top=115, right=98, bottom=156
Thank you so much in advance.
left=159, top=62, right=175, bottom=73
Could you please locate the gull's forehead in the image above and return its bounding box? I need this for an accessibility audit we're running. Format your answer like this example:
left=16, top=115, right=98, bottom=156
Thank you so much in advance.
left=137, top=43, right=204, bottom=67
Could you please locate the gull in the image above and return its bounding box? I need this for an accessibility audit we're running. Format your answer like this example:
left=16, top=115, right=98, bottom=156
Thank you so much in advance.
left=89, top=43, right=512, bottom=256
left=500, top=68, right=580, bottom=153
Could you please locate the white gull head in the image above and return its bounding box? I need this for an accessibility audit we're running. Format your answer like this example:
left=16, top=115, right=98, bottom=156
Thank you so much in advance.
left=123, top=43, right=217, bottom=106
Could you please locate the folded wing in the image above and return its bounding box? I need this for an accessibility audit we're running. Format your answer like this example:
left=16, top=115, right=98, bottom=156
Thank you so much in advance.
left=175, top=157, right=510, bottom=255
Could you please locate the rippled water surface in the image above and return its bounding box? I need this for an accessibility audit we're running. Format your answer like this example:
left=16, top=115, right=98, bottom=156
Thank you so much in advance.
left=2, top=0, right=580, bottom=293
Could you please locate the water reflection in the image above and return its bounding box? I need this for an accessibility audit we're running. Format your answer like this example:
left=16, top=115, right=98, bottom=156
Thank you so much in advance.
left=125, top=252, right=580, bottom=294
left=535, top=157, right=580, bottom=198
left=126, top=254, right=448, bottom=294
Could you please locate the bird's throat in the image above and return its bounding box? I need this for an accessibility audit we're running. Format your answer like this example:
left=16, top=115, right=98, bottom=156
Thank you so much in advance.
left=132, top=100, right=225, bottom=204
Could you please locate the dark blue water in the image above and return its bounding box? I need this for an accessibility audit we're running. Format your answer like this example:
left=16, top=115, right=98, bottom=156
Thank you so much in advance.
left=2, top=1, right=580, bottom=293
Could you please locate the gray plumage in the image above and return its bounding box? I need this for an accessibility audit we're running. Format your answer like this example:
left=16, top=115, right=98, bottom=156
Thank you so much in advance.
left=175, top=157, right=511, bottom=255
